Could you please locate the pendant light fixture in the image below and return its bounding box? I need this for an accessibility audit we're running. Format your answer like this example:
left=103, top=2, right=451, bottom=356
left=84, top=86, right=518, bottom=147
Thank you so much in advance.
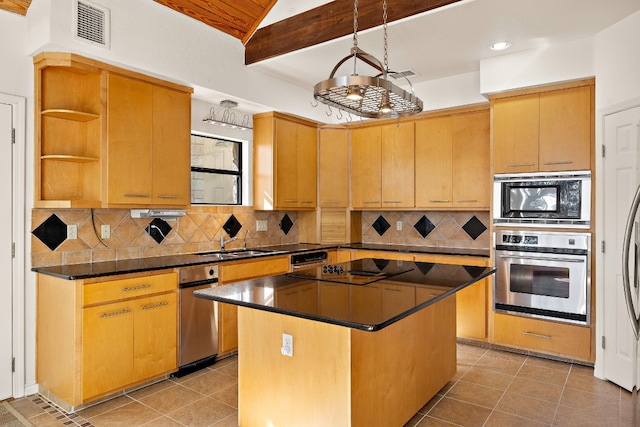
left=313, top=0, right=423, bottom=119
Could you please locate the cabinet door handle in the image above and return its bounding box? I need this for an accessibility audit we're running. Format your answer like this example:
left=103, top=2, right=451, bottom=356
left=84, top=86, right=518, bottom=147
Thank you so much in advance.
left=124, top=194, right=151, bottom=198
left=383, top=201, right=402, bottom=204
left=300, top=201, right=314, bottom=204
left=522, top=331, right=552, bottom=340
left=362, top=201, right=380, bottom=204
left=542, top=160, right=574, bottom=165
left=455, top=199, right=478, bottom=203
left=429, top=200, right=450, bottom=203
left=507, top=163, right=535, bottom=167
left=323, top=200, right=341, bottom=204
left=384, top=287, right=402, bottom=292
left=122, top=284, right=151, bottom=292
left=99, top=308, right=132, bottom=318
left=157, top=195, right=181, bottom=199
left=140, top=301, right=169, bottom=310
left=283, top=199, right=298, bottom=203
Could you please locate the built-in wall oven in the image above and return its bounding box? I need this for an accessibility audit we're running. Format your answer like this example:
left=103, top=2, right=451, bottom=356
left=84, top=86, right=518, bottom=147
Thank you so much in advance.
left=493, top=170, right=591, bottom=228
left=494, top=230, right=591, bottom=325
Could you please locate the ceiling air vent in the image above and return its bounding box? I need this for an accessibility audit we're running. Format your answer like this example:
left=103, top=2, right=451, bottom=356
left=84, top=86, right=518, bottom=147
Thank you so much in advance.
left=389, top=70, right=418, bottom=80
left=75, top=0, right=110, bottom=48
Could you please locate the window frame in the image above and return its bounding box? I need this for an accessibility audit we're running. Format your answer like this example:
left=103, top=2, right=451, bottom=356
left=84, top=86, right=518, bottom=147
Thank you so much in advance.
left=190, top=133, right=243, bottom=206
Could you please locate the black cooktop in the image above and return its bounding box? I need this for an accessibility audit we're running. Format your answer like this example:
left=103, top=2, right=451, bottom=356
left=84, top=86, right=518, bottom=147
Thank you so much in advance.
left=287, top=258, right=413, bottom=285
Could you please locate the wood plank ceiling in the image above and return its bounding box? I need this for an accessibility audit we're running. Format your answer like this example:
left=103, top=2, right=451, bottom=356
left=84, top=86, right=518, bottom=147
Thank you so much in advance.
left=0, top=0, right=31, bottom=16
left=1, top=0, right=462, bottom=64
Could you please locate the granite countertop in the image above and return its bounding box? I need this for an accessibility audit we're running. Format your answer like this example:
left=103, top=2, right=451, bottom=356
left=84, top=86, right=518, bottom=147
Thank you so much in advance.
left=31, top=243, right=490, bottom=280
left=194, top=258, right=496, bottom=331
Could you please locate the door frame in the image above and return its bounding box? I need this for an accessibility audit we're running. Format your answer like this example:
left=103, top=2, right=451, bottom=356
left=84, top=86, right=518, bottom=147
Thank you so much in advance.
left=594, top=95, right=640, bottom=380
left=0, top=93, right=26, bottom=398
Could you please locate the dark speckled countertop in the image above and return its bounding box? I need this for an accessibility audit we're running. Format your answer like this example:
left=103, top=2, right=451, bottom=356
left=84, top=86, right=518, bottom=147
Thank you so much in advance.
left=31, top=243, right=490, bottom=280
left=195, top=258, right=496, bottom=331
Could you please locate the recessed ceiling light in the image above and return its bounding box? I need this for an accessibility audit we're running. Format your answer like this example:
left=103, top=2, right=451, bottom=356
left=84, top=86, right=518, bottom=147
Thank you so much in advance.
left=490, top=41, right=511, bottom=51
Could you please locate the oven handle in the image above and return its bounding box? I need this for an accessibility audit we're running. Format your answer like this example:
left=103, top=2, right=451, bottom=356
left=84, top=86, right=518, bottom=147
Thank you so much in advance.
left=496, top=254, right=585, bottom=263
left=291, top=260, right=327, bottom=270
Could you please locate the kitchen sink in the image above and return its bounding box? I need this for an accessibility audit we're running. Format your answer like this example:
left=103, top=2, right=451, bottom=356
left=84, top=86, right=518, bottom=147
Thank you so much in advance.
left=195, top=249, right=281, bottom=260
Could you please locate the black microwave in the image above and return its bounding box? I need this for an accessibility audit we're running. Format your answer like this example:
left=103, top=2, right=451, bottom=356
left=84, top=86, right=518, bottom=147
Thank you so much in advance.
left=493, top=171, right=591, bottom=228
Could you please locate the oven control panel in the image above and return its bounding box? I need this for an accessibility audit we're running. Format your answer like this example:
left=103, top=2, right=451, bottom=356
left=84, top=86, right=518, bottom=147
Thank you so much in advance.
left=496, top=230, right=590, bottom=252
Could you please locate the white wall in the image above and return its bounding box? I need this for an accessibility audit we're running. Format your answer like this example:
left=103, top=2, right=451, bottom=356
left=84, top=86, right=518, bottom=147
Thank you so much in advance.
left=594, top=10, right=640, bottom=109
left=413, top=71, right=488, bottom=111
left=479, top=37, right=595, bottom=95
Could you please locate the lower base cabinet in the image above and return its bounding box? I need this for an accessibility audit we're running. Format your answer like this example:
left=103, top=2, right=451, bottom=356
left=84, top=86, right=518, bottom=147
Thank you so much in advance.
left=37, top=271, right=178, bottom=411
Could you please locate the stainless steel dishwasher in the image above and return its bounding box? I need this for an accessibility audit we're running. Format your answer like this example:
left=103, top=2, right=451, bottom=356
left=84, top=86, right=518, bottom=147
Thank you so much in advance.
left=176, top=264, right=219, bottom=377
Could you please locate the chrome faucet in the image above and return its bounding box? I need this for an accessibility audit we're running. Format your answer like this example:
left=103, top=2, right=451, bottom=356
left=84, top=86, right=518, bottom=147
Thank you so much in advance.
left=220, top=235, right=236, bottom=252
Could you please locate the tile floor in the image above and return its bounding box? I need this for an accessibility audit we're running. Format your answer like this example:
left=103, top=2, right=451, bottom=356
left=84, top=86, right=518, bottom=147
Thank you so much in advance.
left=6, top=343, right=639, bottom=426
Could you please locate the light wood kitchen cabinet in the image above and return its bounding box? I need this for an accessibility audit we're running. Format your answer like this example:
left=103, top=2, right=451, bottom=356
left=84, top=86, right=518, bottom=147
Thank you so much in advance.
left=319, top=128, right=349, bottom=207
left=492, top=80, right=593, bottom=173
left=34, top=52, right=192, bottom=208
left=351, top=126, right=382, bottom=208
left=415, top=108, right=490, bottom=209
left=253, top=112, right=318, bottom=210
left=492, top=312, right=591, bottom=362
left=107, top=74, right=191, bottom=206
left=37, top=270, right=178, bottom=410
left=35, top=54, right=103, bottom=208
left=351, top=122, right=414, bottom=208
left=218, top=255, right=290, bottom=356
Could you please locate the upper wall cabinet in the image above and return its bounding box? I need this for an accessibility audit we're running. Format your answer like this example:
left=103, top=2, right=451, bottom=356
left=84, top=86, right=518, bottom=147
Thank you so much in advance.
left=253, top=112, right=318, bottom=210
left=106, top=74, right=191, bottom=206
left=34, top=52, right=192, bottom=208
left=492, top=80, right=594, bottom=174
left=415, top=108, right=490, bottom=209
left=319, top=128, right=349, bottom=208
left=351, top=122, right=415, bottom=209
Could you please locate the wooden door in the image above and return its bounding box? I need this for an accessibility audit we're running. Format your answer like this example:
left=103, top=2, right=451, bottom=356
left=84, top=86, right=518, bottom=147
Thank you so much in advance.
left=296, top=123, right=317, bottom=208
left=107, top=74, right=153, bottom=204
left=133, top=292, right=177, bottom=382
left=492, top=93, right=539, bottom=173
left=218, top=303, right=238, bottom=357
left=539, top=85, right=592, bottom=171
left=82, top=301, right=134, bottom=399
left=381, top=122, right=415, bottom=208
left=152, top=86, right=190, bottom=205
left=415, top=116, right=453, bottom=207
left=453, top=110, right=490, bottom=208
left=455, top=279, right=487, bottom=339
left=274, top=118, right=298, bottom=208
left=351, top=126, right=381, bottom=208
left=319, top=128, right=349, bottom=207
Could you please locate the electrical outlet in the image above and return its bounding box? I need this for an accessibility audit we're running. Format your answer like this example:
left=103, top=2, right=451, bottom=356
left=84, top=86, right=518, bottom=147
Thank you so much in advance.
left=281, top=333, right=293, bottom=357
left=67, top=224, right=77, bottom=240
left=396, top=221, right=402, bottom=231
left=101, top=224, right=111, bottom=239
left=256, top=220, right=268, bottom=231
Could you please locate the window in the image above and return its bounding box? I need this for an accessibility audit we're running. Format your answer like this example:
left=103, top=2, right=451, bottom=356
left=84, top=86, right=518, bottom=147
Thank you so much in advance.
left=191, top=134, right=242, bottom=205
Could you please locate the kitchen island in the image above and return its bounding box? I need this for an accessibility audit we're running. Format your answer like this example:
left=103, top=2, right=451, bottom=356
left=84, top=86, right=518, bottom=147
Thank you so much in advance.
left=195, top=258, right=495, bottom=427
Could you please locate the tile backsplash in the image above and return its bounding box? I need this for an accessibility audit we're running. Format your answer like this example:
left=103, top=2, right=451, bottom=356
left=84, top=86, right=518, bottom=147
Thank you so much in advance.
left=31, top=207, right=299, bottom=267
left=361, top=211, right=490, bottom=250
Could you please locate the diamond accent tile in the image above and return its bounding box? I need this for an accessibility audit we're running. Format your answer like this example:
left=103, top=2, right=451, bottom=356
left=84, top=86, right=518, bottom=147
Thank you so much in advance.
left=415, top=262, right=435, bottom=275
left=463, top=265, right=487, bottom=278
left=146, top=218, right=172, bottom=244
left=279, top=214, right=293, bottom=235
left=414, top=215, right=435, bottom=238
left=32, top=214, right=67, bottom=251
left=462, top=215, right=487, bottom=240
left=223, top=215, right=243, bottom=238
left=372, top=215, right=390, bottom=236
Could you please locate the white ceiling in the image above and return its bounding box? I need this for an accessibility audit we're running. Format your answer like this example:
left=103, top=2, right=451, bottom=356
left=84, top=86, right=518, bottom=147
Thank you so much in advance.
left=250, top=0, right=640, bottom=90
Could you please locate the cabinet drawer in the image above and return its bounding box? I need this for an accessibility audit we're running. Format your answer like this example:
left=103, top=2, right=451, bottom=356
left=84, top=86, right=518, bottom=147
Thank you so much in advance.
left=220, top=256, right=290, bottom=283
left=84, top=272, right=177, bottom=306
left=492, top=313, right=591, bottom=361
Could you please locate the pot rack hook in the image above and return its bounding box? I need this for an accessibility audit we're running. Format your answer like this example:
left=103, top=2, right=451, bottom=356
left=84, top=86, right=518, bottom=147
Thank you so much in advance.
left=311, top=98, right=319, bottom=108
left=326, top=105, right=333, bottom=116
left=346, top=111, right=353, bottom=123
left=337, top=109, right=343, bottom=120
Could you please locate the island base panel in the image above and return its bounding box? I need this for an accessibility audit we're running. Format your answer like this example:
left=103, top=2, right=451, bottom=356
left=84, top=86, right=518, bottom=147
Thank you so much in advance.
left=237, top=295, right=456, bottom=427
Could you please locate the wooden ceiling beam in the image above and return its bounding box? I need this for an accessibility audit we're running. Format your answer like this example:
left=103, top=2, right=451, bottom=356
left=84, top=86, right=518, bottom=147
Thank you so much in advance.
left=0, top=0, right=32, bottom=16
left=244, top=0, right=463, bottom=65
